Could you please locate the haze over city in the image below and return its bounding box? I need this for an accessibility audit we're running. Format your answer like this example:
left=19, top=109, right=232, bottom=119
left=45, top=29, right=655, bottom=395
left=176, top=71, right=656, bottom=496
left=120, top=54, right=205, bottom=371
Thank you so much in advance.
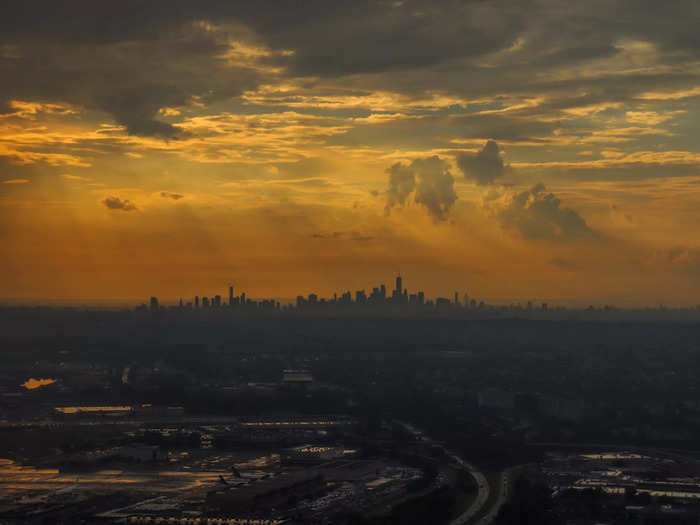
left=2, top=3, right=700, bottom=525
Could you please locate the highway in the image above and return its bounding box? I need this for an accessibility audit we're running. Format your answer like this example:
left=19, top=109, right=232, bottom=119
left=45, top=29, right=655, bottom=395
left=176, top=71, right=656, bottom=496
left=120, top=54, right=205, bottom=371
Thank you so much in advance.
left=392, top=421, right=490, bottom=525
left=448, top=460, right=488, bottom=525
left=472, top=468, right=510, bottom=525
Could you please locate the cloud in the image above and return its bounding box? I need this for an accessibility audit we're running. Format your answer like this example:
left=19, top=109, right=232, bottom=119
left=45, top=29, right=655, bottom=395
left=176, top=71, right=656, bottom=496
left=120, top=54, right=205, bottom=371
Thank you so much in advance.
left=649, top=247, right=700, bottom=276
left=385, top=163, right=416, bottom=210
left=457, top=140, right=507, bottom=185
left=102, top=196, right=137, bottom=211
left=385, top=156, right=457, bottom=221
left=0, top=14, right=265, bottom=137
left=2, top=178, right=29, bottom=184
left=61, top=174, right=91, bottom=181
left=311, top=231, right=374, bottom=241
left=160, top=191, right=184, bottom=200
left=493, top=183, right=597, bottom=241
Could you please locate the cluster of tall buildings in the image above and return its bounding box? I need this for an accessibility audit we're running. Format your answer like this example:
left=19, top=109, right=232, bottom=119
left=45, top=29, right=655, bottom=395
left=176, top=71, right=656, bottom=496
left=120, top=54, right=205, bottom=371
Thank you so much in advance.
left=295, top=275, right=472, bottom=311
left=148, top=285, right=280, bottom=313
left=146, top=275, right=477, bottom=314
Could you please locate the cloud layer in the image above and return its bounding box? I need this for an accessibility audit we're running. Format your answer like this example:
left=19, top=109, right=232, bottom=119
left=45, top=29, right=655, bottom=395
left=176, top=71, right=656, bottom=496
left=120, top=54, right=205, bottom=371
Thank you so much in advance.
left=1, top=1, right=699, bottom=304
left=493, top=183, right=597, bottom=241
left=385, top=156, right=457, bottom=221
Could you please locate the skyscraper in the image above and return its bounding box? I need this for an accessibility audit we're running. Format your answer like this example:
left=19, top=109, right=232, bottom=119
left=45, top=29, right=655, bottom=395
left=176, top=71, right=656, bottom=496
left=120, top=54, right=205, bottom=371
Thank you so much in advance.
left=149, top=296, right=159, bottom=312
left=395, top=275, right=402, bottom=295
left=194, top=296, right=199, bottom=309
left=229, top=285, right=234, bottom=306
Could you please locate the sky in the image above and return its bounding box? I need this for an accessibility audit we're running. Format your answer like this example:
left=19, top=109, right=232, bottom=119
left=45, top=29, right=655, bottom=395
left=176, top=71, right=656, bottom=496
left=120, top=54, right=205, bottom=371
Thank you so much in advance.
left=1, top=1, right=700, bottom=306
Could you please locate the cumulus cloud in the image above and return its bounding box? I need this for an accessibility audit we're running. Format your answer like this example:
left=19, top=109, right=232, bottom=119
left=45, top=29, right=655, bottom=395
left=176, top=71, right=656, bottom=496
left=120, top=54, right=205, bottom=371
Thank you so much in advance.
left=102, top=196, right=137, bottom=211
left=385, top=163, right=416, bottom=210
left=457, top=140, right=508, bottom=185
left=385, top=156, right=457, bottom=221
left=493, top=183, right=596, bottom=241
left=160, top=191, right=183, bottom=200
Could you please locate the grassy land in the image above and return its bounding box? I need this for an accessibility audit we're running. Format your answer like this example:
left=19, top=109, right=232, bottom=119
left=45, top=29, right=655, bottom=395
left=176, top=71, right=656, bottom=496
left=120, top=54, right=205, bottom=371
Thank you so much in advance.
left=447, top=483, right=478, bottom=520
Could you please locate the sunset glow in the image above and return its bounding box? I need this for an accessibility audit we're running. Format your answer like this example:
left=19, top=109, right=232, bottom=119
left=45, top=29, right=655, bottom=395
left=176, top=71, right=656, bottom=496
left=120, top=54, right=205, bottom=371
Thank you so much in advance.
left=1, top=2, right=699, bottom=306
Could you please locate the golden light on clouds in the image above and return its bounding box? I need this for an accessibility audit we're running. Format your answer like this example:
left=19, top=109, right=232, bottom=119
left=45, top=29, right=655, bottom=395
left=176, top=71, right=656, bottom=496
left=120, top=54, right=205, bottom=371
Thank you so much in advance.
left=1, top=2, right=699, bottom=306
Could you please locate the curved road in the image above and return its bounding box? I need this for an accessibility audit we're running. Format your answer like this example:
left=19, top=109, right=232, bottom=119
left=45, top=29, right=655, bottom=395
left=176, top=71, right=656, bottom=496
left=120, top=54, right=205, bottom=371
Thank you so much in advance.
left=393, top=421, right=490, bottom=525
left=473, top=467, right=513, bottom=525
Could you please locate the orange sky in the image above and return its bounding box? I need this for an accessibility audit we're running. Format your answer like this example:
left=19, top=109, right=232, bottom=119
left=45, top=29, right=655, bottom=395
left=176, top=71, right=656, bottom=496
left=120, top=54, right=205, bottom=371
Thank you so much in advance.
left=1, top=2, right=699, bottom=306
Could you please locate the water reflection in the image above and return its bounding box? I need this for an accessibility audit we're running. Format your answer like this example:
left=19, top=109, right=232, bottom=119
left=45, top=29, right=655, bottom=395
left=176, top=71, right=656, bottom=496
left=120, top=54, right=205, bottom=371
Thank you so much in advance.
left=0, top=457, right=226, bottom=497
left=22, top=378, right=56, bottom=390
left=54, top=406, right=131, bottom=414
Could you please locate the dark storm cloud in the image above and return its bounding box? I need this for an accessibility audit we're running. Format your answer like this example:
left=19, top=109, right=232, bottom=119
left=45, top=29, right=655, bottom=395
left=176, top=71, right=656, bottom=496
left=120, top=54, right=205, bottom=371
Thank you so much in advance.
left=1, top=0, right=700, bottom=139
left=496, top=183, right=596, bottom=241
left=457, top=140, right=507, bottom=185
left=251, top=1, right=526, bottom=77
left=0, top=5, right=262, bottom=137
left=102, top=196, right=137, bottom=211
left=385, top=156, right=457, bottom=221
left=161, top=191, right=184, bottom=200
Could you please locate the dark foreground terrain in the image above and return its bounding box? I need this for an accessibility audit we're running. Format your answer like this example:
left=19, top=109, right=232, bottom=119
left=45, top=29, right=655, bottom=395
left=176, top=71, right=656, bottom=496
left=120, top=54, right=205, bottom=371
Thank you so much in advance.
left=2, top=309, right=700, bottom=524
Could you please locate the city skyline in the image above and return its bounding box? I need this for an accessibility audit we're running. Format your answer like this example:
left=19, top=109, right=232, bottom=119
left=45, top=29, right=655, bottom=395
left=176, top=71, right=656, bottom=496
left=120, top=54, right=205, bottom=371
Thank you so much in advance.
left=137, top=274, right=696, bottom=313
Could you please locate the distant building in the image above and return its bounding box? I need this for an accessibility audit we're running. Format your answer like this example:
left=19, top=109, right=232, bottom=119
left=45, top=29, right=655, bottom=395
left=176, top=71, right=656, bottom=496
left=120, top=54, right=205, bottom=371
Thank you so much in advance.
left=133, top=404, right=184, bottom=418
left=149, top=297, right=159, bottom=312
left=207, top=470, right=324, bottom=515
left=281, top=444, right=344, bottom=465
left=436, top=297, right=451, bottom=310
left=117, top=443, right=160, bottom=462
left=283, top=369, right=313, bottom=384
